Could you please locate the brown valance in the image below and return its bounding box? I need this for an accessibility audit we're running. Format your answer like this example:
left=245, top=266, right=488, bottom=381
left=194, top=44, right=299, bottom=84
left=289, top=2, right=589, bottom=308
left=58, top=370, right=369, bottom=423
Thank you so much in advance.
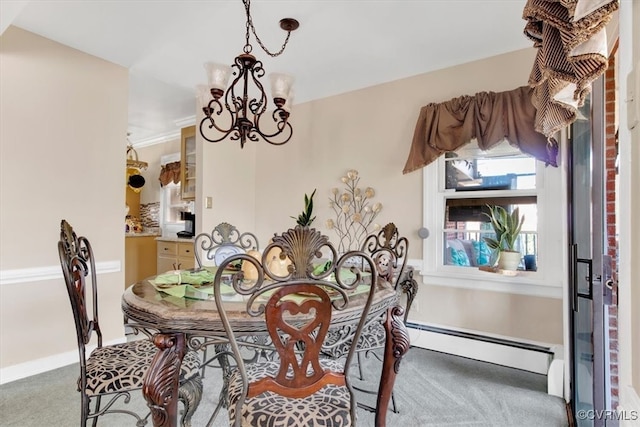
left=159, top=161, right=181, bottom=187
left=403, top=86, right=557, bottom=175
left=522, top=0, right=618, bottom=138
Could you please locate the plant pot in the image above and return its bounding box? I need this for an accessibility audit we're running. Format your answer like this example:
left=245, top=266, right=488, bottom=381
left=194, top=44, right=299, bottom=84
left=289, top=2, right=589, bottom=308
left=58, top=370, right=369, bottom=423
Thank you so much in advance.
left=498, top=251, right=521, bottom=271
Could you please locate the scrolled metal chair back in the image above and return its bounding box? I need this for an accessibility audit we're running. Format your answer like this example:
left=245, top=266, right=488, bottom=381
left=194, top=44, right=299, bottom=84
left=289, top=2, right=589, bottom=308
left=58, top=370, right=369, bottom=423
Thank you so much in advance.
left=194, top=222, right=259, bottom=267
left=361, top=222, right=409, bottom=289
left=213, top=226, right=377, bottom=424
left=58, top=220, right=101, bottom=353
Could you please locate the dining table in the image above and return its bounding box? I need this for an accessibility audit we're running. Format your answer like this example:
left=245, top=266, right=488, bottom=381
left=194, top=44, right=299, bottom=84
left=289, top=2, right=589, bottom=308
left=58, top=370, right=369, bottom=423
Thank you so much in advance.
left=121, top=268, right=409, bottom=427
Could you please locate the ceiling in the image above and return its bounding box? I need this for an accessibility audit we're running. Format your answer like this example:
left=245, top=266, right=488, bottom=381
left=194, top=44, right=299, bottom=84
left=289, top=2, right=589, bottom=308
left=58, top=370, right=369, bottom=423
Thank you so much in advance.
left=2, top=0, right=533, bottom=146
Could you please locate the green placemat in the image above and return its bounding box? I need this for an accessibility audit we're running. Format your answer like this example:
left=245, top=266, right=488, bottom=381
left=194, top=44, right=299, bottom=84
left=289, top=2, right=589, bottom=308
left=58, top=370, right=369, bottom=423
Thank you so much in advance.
left=150, top=266, right=370, bottom=301
left=151, top=269, right=234, bottom=300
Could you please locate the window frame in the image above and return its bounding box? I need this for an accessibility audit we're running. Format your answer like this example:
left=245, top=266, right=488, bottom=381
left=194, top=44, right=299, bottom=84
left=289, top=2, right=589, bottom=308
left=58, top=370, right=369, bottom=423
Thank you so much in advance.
left=421, top=140, right=567, bottom=299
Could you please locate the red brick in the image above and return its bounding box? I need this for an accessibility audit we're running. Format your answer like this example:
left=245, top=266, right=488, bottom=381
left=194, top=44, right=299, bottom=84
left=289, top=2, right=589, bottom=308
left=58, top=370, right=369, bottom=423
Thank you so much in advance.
left=606, top=79, right=616, bottom=91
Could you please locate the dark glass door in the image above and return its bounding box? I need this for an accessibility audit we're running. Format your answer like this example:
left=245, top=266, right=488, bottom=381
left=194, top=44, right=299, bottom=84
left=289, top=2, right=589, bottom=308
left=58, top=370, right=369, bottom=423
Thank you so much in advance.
left=568, top=76, right=613, bottom=426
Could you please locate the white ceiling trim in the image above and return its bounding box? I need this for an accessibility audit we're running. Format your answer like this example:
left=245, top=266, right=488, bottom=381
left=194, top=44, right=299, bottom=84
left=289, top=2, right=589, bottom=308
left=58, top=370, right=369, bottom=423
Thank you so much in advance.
left=131, top=131, right=182, bottom=149
left=174, top=115, right=196, bottom=129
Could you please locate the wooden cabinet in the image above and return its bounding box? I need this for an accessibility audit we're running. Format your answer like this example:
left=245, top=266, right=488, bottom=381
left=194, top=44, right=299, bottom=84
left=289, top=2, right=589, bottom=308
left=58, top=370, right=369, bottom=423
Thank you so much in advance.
left=180, top=125, right=196, bottom=201
left=157, top=239, right=195, bottom=274
left=125, top=235, right=158, bottom=288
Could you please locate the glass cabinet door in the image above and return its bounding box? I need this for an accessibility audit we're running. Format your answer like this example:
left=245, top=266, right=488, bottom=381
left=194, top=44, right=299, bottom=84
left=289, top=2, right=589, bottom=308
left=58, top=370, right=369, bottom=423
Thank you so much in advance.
left=180, top=125, right=196, bottom=200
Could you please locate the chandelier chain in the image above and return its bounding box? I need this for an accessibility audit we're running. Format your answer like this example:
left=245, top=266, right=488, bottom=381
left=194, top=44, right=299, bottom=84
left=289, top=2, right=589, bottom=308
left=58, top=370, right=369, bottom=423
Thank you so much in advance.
left=243, top=0, right=292, bottom=58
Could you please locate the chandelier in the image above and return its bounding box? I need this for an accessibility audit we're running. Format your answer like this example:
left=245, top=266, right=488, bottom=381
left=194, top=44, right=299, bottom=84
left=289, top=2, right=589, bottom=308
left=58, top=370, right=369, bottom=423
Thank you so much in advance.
left=198, top=0, right=298, bottom=148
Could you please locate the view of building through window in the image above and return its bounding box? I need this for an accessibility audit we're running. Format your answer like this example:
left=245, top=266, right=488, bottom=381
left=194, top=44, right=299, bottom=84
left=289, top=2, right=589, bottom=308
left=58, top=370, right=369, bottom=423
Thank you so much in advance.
left=442, top=141, right=538, bottom=269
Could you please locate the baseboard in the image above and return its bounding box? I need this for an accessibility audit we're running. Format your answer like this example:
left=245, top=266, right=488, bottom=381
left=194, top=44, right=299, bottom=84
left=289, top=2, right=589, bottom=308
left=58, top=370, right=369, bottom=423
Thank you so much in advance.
left=407, top=321, right=562, bottom=394
left=0, top=337, right=127, bottom=385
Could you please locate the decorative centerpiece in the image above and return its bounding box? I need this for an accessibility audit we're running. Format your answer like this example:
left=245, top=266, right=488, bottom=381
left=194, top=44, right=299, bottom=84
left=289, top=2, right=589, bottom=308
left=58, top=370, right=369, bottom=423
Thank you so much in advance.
left=483, top=205, right=524, bottom=271
left=326, top=169, right=382, bottom=253
left=266, top=189, right=319, bottom=277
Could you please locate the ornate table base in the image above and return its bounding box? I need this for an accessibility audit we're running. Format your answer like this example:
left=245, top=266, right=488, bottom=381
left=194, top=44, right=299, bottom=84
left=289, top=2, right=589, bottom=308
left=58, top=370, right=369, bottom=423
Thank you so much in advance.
left=143, top=333, right=188, bottom=427
left=376, top=305, right=410, bottom=427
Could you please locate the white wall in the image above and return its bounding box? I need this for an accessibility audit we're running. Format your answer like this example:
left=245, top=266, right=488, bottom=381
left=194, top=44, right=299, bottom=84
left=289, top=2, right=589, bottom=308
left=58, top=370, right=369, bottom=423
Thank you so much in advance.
left=0, top=26, right=128, bottom=370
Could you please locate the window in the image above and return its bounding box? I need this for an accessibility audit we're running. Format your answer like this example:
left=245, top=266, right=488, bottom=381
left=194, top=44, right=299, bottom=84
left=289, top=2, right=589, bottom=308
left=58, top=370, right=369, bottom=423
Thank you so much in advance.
left=159, top=152, right=192, bottom=236
left=422, top=138, right=566, bottom=298
left=162, top=182, right=188, bottom=225
left=442, top=143, right=537, bottom=269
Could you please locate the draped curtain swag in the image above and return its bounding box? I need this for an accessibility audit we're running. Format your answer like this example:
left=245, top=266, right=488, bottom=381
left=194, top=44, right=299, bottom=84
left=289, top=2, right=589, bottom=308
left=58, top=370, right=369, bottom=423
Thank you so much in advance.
left=403, top=86, right=557, bottom=175
left=159, top=161, right=181, bottom=187
left=523, top=0, right=619, bottom=138
left=403, top=0, right=617, bottom=175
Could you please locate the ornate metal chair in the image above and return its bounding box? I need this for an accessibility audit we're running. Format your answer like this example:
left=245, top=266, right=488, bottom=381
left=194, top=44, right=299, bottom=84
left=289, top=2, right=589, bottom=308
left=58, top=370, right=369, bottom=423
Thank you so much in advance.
left=194, top=222, right=259, bottom=268
left=212, top=226, right=409, bottom=427
left=58, top=220, right=203, bottom=427
left=361, top=222, right=417, bottom=322
left=354, top=222, right=418, bottom=413
left=194, top=222, right=264, bottom=375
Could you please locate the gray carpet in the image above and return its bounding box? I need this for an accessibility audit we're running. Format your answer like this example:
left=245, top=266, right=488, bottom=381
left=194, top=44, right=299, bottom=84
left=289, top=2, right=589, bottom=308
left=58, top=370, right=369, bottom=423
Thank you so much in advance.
left=0, top=347, right=567, bottom=426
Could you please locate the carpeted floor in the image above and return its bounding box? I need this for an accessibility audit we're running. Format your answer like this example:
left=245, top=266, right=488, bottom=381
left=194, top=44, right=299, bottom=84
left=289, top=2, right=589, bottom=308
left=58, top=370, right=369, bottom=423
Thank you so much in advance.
left=0, top=347, right=568, bottom=426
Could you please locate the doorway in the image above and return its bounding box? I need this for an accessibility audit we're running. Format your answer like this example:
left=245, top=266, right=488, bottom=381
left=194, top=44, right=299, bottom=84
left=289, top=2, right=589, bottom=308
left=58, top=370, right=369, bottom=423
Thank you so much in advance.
left=568, top=61, right=619, bottom=426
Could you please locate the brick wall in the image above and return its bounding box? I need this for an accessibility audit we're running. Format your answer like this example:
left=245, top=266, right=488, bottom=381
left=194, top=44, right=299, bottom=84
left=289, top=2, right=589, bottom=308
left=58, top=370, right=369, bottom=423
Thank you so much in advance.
left=604, top=45, right=619, bottom=408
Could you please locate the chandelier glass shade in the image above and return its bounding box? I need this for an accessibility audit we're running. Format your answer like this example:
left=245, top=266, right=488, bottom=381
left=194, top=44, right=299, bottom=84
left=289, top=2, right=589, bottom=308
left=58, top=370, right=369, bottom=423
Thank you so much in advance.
left=199, top=0, right=298, bottom=148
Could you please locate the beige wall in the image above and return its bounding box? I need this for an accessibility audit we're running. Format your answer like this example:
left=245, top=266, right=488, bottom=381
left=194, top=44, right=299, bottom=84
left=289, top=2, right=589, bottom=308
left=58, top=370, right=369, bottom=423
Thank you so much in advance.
left=197, top=47, right=563, bottom=344
left=0, top=27, right=128, bottom=368
left=137, top=137, right=181, bottom=205
left=197, top=126, right=257, bottom=239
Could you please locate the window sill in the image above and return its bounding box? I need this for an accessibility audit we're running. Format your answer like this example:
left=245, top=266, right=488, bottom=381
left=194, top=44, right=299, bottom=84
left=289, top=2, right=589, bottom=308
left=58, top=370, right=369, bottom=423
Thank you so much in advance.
left=418, top=266, right=563, bottom=299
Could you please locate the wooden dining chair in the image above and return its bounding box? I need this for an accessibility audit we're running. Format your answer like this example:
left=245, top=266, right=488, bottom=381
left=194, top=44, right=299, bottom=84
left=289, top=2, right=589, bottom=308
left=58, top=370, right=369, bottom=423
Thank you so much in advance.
left=58, top=220, right=203, bottom=427
left=211, top=225, right=409, bottom=427
left=354, top=222, right=418, bottom=413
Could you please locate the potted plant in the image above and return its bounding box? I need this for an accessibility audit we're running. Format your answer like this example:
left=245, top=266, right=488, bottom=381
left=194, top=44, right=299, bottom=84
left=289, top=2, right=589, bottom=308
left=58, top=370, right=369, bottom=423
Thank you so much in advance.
left=291, top=189, right=316, bottom=227
left=483, top=205, right=524, bottom=271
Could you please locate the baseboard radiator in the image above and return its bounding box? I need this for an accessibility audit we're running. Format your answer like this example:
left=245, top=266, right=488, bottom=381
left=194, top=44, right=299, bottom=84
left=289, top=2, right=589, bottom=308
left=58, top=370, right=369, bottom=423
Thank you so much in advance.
left=407, top=322, right=564, bottom=397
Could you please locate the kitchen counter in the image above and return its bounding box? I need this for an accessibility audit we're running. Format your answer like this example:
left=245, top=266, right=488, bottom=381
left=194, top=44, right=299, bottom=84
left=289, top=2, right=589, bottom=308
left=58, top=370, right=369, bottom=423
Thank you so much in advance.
left=155, top=236, right=195, bottom=243
left=126, top=231, right=161, bottom=238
